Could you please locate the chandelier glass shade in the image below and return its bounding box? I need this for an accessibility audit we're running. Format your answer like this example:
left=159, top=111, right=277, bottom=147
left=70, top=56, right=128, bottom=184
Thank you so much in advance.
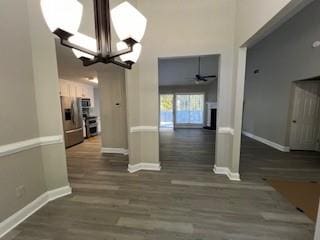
left=40, top=0, right=83, bottom=34
left=40, top=0, right=147, bottom=69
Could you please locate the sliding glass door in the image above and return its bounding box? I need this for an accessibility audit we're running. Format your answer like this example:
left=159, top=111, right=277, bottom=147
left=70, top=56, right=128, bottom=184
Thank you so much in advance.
left=176, top=94, right=204, bottom=126
left=160, top=94, right=174, bottom=128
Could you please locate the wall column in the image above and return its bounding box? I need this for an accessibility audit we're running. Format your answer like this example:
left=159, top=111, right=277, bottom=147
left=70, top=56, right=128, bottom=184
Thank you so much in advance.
left=27, top=0, right=69, bottom=190
left=98, top=65, right=128, bottom=154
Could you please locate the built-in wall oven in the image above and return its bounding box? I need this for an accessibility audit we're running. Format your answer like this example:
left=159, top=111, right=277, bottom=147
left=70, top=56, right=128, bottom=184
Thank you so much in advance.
left=81, top=98, right=91, bottom=108
left=85, top=116, right=98, bottom=138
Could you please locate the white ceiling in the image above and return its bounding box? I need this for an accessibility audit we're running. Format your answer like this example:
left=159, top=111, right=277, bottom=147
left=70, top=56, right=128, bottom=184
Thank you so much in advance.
left=159, top=55, right=219, bottom=86
left=55, top=40, right=98, bottom=86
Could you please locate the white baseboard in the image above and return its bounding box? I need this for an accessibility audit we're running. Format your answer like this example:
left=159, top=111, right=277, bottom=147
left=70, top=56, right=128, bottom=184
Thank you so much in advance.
left=0, top=185, right=71, bottom=239
left=128, top=163, right=161, bottom=173
left=213, top=165, right=241, bottom=181
left=242, top=131, right=290, bottom=152
left=101, top=148, right=128, bottom=155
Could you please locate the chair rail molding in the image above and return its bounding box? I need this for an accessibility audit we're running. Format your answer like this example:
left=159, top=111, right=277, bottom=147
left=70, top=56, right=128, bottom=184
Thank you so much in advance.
left=217, top=127, right=234, bottom=135
left=0, top=185, right=71, bottom=238
left=130, top=126, right=159, bottom=133
left=0, top=135, right=64, bottom=158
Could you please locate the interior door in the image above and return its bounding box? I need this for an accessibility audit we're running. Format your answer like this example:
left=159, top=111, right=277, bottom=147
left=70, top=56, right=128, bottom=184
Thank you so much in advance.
left=290, top=81, right=320, bottom=151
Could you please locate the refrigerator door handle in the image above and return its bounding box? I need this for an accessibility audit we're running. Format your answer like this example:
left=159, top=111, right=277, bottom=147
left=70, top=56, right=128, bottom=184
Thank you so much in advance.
left=71, top=100, right=75, bottom=125
left=66, top=128, right=83, bottom=134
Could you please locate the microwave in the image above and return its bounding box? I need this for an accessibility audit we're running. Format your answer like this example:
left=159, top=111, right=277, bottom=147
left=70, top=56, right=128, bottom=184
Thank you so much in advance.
left=81, top=98, right=91, bottom=108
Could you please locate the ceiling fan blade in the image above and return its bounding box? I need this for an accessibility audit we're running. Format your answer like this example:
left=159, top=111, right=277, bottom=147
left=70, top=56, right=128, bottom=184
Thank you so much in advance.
left=201, top=75, right=217, bottom=78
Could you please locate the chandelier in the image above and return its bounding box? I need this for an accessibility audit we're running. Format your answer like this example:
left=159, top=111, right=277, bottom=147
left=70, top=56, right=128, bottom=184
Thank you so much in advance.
left=40, top=0, right=147, bottom=69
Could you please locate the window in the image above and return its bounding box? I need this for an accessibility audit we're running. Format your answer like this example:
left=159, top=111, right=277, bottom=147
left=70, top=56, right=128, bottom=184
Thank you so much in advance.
left=176, top=94, right=204, bottom=125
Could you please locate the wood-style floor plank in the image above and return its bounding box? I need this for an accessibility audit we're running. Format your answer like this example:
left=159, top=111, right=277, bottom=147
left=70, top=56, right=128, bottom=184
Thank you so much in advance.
left=4, top=129, right=319, bottom=239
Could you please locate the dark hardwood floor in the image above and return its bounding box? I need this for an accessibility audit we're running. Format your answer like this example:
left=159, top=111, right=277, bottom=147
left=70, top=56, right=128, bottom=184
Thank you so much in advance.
left=4, top=129, right=319, bottom=240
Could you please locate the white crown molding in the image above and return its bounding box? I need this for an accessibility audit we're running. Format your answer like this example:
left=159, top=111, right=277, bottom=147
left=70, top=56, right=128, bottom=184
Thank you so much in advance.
left=128, top=163, right=161, bottom=173
left=213, top=165, right=241, bottom=181
left=218, top=127, right=234, bottom=135
left=0, top=135, right=64, bottom=158
left=242, top=131, right=290, bottom=152
left=130, top=126, right=159, bottom=133
left=0, top=185, right=71, bottom=239
left=101, top=148, right=128, bottom=155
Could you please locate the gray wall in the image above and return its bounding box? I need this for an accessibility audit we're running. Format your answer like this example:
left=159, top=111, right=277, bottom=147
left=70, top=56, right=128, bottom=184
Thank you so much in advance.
left=0, top=1, right=45, bottom=221
left=0, top=0, right=69, bottom=222
left=243, top=0, right=320, bottom=146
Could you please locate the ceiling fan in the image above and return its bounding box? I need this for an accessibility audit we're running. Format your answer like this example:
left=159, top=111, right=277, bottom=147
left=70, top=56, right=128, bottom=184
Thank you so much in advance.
left=190, top=57, right=217, bottom=84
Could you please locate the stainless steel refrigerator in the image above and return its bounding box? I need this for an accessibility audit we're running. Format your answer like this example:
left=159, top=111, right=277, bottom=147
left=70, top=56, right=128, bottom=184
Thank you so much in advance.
left=61, top=96, right=84, bottom=148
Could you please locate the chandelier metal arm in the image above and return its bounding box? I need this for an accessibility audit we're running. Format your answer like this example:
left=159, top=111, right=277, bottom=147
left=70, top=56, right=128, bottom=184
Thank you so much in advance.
left=61, top=39, right=99, bottom=57
left=110, top=59, right=133, bottom=69
left=46, top=0, right=144, bottom=69
left=81, top=57, right=133, bottom=69
left=109, top=45, right=134, bottom=59
left=54, top=28, right=99, bottom=57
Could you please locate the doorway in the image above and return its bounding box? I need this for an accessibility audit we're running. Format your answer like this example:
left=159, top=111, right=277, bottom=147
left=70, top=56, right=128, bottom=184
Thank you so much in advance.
left=158, top=54, right=219, bottom=171
left=289, top=80, right=320, bottom=151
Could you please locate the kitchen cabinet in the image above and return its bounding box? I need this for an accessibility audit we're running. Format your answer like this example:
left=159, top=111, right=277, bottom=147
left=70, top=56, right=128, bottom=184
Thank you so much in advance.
left=59, top=79, right=95, bottom=107
left=59, top=81, right=69, bottom=97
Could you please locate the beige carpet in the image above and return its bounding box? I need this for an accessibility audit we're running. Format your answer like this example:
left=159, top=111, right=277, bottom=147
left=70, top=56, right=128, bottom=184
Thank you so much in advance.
left=268, top=180, right=320, bottom=222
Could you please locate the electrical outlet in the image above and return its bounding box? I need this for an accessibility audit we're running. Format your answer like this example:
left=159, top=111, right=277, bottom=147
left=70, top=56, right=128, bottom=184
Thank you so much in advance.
left=16, top=185, right=25, bottom=199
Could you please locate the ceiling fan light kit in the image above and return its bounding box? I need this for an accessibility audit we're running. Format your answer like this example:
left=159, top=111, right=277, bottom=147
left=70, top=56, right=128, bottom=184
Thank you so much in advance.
left=40, top=0, right=147, bottom=69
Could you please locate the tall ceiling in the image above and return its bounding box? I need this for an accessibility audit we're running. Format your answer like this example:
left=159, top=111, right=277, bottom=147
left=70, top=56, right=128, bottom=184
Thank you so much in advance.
left=159, top=55, right=219, bottom=86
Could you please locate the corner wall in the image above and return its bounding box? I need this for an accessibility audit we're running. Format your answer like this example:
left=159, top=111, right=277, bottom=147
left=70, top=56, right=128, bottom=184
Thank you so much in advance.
left=98, top=65, right=128, bottom=154
left=230, top=0, right=309, bottom=175
left=0, top=0, right=69, bottom=232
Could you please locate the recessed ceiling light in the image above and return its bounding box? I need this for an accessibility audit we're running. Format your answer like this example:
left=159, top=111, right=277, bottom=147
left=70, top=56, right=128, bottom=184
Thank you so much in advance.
left=85, top=77, right=98, bottom=84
